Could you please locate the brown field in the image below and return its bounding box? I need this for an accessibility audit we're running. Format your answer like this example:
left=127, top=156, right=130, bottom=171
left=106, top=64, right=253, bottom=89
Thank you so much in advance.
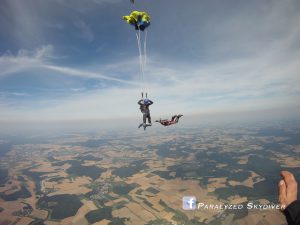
left=127, top=173, right=224, bottom=223
left=94, top=219, right=111, bottom=225
left=60, top=216, right=73, bottom=225
left=31, top=209, right=48, bottom=220
left=237, top=158, right=248, bottom=165
left=47, top=176, right=92, bottom=196
left=207, top=177, right=228, bottom=191
left=44, top=221, right=60, bottom=225
left=70, top=199, right=97, bottom=225
left=228, top=196, right=248, bottom=204
left=105, top=197, right=128, bottom=207
left=0, top=179, right=21, bottom=195
left=0, top=199, right=23, bottom=224
left=235, top=209, right=286, bottom=225
left=31, top=162, right=57, bottom=173
left=274, top=153, right=300, bottom=167
left=112, top=207, right=142, bottom=224
left=15, top=217, right=34, bottom=225
left=228, top=171, right=264, bottom=188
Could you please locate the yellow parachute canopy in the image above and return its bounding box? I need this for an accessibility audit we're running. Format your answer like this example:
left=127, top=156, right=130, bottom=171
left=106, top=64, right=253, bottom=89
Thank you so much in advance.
left=123, top=11, right=150, bottom=31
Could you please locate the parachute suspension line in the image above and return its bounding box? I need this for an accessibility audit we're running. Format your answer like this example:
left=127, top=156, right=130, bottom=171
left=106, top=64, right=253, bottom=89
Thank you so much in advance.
left=135, top=28, right=147, bottom=92
left=141, top=29, right=148, bottom=93
left=136, top=31, right=143, bottom=89
left=123, top=11, right=150, bottom=95
left=141, top=30, right=148, bottom=93
left=139, top=28, right=145, bottom=87
left=139, top=29, right=146, bottom=92
left=143, top=29, right=148, bottom=81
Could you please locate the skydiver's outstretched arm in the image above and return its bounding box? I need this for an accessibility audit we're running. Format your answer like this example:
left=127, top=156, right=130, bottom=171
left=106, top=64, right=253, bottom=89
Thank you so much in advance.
left=138, top=99, right=143, bottom=105
left=175, top=114, right=183, bottom=122
left=171, top=115, right=177, bottom=121
left=148, top=100, right=153, bottom=105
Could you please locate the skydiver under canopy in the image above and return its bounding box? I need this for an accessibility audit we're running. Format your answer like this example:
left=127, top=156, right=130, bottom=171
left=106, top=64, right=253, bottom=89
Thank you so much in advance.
left=138, top=97, right=153, bottom=130
left=123, top=11, right=152, bottom=130
left=155, top=115, right=183, bottom=126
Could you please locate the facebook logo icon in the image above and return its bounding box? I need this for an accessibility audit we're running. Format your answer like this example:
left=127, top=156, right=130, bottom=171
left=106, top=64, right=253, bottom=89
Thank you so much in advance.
left=182, top=196, right=196, bottom=210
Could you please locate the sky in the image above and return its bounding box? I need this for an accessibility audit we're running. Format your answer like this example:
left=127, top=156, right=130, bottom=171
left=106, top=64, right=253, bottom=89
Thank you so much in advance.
left=0, top=0, right=300, bottom=125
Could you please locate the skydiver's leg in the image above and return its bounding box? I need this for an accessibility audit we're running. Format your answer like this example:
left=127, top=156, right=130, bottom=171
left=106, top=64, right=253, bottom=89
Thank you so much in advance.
left=147, top=113, right=152, bottom=125
left=144, top=122, right=151, bottom=131
left=143, top=113, right=147, bottom=125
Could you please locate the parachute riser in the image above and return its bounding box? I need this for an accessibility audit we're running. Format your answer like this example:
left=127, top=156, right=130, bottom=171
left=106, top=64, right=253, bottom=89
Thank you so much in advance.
left=141, top=92, right=148, bottom=99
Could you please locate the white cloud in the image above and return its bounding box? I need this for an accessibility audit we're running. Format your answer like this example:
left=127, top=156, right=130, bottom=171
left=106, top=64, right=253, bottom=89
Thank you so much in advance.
left=0, top=45, right=136, bottom=86
left=0, top=45, right=53, bottom=78
left=0, top=39, right=299, bottom=123
left=43, top=65, right=139, bottom=85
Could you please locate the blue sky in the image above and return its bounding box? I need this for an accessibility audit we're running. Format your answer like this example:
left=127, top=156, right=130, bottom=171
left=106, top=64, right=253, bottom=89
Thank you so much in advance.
left=0, top=0, right=299, bottom=123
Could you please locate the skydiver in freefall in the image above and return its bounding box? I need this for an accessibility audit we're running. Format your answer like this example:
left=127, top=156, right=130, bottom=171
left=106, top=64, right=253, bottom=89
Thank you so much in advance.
left=138, top=98, right=153, bottom=130
left=155, top=115, right=183, bottom=126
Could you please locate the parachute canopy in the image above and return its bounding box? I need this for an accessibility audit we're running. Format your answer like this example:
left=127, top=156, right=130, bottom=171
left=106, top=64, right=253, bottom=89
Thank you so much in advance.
left=123, top=11, right=150, bottom=31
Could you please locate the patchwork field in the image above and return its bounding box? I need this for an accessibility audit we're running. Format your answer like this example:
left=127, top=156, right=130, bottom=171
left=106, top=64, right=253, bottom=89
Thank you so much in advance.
left=1, top=122, right=299, bottom=224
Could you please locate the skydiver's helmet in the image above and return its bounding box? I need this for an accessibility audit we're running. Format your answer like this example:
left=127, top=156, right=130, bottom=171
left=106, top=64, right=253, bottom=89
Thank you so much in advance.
left=144, top=98, right=150, bottom=104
